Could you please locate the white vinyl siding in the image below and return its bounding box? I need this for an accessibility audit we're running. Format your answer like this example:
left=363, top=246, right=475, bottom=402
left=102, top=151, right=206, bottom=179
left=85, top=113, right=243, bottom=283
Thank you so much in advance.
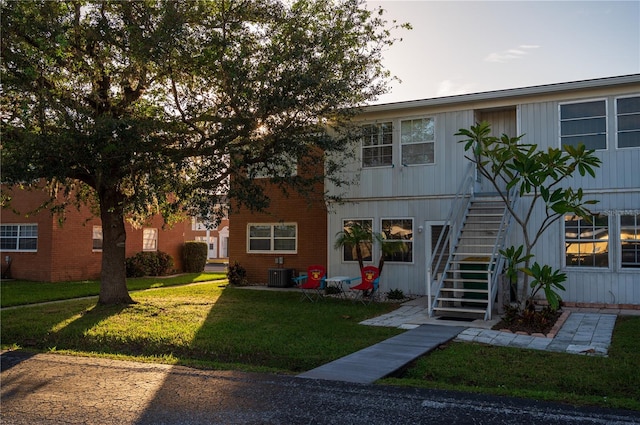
left=247, top=223, right=297, bottom=253
left=616, top=96, right=640, bottom=149
left=361, top=122, right=393, bottom=168
left=0, top=224, right=38, bottom=252
left=560, top=99, right=607, bottom=150
left=401, top=117, right=435, bottom=165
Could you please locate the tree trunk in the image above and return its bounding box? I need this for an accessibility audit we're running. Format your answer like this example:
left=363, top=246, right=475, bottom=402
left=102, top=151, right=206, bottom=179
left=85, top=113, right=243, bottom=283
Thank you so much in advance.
left=98, top=188, right=134, bottom=305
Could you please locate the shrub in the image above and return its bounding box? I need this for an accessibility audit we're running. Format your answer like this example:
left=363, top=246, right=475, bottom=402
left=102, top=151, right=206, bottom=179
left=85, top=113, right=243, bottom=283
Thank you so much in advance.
left=126, top=251, right=174, bottom=277
left=183, top=241, right=208, bottom=272
left=386, top=289, right=405, bottom=300
left=227, top=262, right=248, bottom=286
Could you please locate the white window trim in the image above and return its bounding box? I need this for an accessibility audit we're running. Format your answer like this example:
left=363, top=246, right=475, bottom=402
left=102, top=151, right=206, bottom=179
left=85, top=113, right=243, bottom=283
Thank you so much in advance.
left=400, top=116, right=436, bottom=166
left=246, top=223, right=298, bottom=254
left=618, top=212, right=640, bottom=270
left=341, top=218, right=374, bottom=264
left=615, top=95, right=640, bottom=150
left=92, top=225, right=103, bottom=252
left=0, top=223, right=38, bottom=252
left=143, top=228, right=158, bottom=252
left=380, top=217, right=414, bottom=264
left=563, top=214, right=610, bottom=270
left=558, top=98, right=608, bottom=151
left=361, top=121, right=394, bottom=169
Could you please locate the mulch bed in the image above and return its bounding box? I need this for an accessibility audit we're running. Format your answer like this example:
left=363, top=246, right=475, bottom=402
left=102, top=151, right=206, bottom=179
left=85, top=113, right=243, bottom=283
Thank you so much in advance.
left=492, top=308, right=562, bottom=335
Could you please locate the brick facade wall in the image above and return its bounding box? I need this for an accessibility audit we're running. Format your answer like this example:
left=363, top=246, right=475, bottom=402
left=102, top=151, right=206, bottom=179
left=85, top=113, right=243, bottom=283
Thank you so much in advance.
left=1, top=185, right=194, bottom=282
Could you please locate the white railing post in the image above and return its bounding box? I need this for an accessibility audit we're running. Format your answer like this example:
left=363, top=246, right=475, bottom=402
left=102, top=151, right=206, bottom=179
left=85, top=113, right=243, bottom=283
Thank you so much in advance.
left=427, top=268, right=432, bottom=317
left=486, top=270, right=492, bottom=320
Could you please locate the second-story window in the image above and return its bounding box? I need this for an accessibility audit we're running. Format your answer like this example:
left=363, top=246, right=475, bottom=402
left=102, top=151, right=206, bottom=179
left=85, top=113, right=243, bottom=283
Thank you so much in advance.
left=617, top=96, right=640, bottom=149
left=361, top=122, right=393, bottom=168
left=560, top=100, right=607, bottom=150
left=401, top=117, right=435, bottom=165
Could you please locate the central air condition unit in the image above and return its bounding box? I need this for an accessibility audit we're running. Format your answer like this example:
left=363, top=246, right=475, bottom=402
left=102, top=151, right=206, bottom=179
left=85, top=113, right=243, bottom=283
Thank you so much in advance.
left=268, top=268, right=292, bottom=288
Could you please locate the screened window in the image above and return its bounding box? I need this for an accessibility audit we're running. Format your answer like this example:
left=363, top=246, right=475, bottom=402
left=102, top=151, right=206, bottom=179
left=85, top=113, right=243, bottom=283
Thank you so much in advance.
left=341, top=219, right=373, bottom=262
left=381, top=219, right=413, bottom=263
left=92, top=226, right=103, bottom=251
left=248, top=223, right=297, bottom=253
left=620, top=214, right=640, bottom=268
left=560, top=100, right=607, bottom=150
left=401, top=118, right=435, bottom=165
left=361, top=122, right=393, bottom=167
left=0, top=224, right=38, bottom=251
left=616, top=96, right=640, bottom=149
left=143, top=228, right=158, bottom=251
left=565, top=215, right=609, bottom=268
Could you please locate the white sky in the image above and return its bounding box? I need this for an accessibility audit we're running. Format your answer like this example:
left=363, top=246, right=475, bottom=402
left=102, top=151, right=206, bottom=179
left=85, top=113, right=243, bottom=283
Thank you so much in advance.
left=367, top=0, right=640, bottom=104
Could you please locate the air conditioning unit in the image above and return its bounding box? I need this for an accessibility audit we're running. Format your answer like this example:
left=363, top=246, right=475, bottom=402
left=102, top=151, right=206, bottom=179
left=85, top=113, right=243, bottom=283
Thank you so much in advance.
left=268, top=268, right=292, bottom=288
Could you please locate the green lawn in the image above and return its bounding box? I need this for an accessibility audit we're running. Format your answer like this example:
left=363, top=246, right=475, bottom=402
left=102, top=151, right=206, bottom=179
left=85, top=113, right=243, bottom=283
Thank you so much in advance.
left=0, top=273, right=226, bottom=307
left=1, top=280, right=638, bottom=411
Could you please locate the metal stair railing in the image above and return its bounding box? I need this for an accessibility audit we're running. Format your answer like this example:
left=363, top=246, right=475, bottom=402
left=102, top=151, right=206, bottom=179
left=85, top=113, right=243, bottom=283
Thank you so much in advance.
left=483, top=185, right=519, bottom=320
left=427, top=162, right=475, bottom=317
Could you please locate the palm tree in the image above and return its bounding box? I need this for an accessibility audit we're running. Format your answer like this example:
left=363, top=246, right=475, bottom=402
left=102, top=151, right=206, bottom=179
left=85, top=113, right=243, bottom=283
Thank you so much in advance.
left=334, top=223, right=373, bottom=271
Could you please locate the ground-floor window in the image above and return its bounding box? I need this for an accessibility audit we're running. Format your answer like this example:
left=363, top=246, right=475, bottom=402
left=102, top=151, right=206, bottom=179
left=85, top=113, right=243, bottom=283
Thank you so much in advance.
left=247, top=223, right=297, bottom=253
left=620, top=214, right=640, bottom=268
left=341, top=219, right=373, bottom=262
left=381, top=218, right=413, bottom=263
left=564, top=214, right=609, bottom=268
left=143, top=228, right=158, bottom=251
left=92, top=226, right=103, bottom=251
left=0, top=224, right=38, bottom=252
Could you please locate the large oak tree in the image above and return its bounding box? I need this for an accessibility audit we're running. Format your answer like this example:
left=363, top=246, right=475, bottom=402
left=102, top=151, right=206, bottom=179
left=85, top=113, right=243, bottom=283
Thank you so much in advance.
left=1, top=0, right=406, bottom=304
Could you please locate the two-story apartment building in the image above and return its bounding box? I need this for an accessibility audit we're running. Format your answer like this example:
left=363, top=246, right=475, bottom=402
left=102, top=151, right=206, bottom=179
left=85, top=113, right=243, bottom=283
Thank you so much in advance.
left=325, top=74, right=639, bottom=314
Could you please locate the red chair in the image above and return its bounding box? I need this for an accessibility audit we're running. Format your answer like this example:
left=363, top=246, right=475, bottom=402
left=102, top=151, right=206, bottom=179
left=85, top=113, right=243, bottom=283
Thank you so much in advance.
left=350, top=265, right=380, bottom=304
left=292, top=265, right=326, bottom=302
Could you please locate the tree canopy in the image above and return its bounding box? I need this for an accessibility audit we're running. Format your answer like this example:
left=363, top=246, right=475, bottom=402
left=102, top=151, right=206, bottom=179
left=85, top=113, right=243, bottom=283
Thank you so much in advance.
left=1, top=0, right=407, bottom=304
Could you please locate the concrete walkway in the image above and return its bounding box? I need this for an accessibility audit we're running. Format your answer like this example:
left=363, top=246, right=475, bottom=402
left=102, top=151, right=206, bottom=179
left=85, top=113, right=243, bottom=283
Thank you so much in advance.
left=297, top=324, right=465, bottom=384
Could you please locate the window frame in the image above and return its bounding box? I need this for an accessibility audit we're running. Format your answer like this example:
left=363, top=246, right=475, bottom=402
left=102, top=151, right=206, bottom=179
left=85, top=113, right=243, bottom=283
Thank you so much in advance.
left=380, top=217, right=414, bottom=264
left=615, top=95, right=640, bottom=149
left=0, top=223, right=38, bottom=252
left=341, top=218, right=374, bottom=263
left=620, top=213, right=640, bottom=269
left=143, top=228, right=158, bottom=252
left=559, top=99, right=608, bottom=151
left=92, top=225, right=103, bottom=252
left=361, top=121, right=393, bottom=168
left=400, top=116, right=435, bottom=166
left=564, top=214, right=610, bottom=269
left=247, top=223, right=297, bottom=254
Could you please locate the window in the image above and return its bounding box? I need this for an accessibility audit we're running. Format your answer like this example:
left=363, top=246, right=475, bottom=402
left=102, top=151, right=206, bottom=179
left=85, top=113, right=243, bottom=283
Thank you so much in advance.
left=620, top=214, right=640, bottom=268
left=248, top=223, right=297, bottom=253
left=565, top=215, right=609, bottom=268
left=341, top=219, right=373, bottom=262
left=361, top=122, right=393, bottom=167
left=143, top=228, right=158, bottom=251
left=0, top=224, right=38, bottom=251
left=560, top=100, right=607, bottom=150
left=92, top=226, right=103, bottom=251
left=401, top=118, right=435, bottom=165
left=381, top=219, right=413, bottom=263
left=616, top=96, right=640, bottom=148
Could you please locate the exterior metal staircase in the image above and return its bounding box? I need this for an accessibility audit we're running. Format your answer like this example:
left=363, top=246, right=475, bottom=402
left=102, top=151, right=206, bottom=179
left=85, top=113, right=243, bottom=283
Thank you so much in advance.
left=427, top=164, right=515, bottom=320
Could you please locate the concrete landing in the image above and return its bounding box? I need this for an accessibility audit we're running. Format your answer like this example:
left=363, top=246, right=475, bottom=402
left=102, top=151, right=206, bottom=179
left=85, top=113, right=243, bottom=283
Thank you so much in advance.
left=297, top=324, right=465, bottom=384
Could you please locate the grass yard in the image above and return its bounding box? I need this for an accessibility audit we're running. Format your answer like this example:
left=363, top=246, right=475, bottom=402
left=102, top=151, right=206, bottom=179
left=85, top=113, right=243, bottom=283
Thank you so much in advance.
left=0, top=272, right=226, bottom=307
left=1, top=279, right=639, bottom=411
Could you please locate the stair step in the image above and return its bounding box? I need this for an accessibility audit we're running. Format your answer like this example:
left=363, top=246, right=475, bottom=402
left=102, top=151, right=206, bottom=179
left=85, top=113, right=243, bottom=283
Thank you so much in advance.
left=440, top=286, right=488, bottom=293
left=451, top=252, right=494, bottom=256
left=437, top=297, right=488, bottom=304
left=433, top=306, right=486, bottom=314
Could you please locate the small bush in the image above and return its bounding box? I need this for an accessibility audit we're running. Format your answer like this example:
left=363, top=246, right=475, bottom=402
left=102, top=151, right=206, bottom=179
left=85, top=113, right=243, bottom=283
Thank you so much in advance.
left=227, top=262, right=248, bottom=286
left=386, top=289, right=405, bottom=300
left=183, top=241, right=208, bottom=272
left=126, top=251, right=174, bottom=277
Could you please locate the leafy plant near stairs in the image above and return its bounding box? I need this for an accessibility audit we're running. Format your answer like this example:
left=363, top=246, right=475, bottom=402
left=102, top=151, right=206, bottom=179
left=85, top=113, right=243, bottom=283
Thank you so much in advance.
left=457, top=122, right=601, bottom=310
